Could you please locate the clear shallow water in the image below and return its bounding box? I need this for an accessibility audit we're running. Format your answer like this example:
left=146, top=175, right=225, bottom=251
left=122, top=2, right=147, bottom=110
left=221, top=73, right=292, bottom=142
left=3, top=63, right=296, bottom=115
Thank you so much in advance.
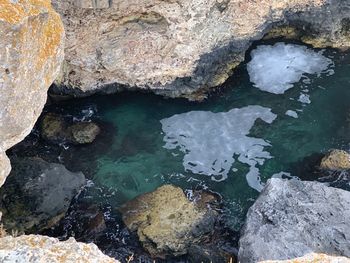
left=43, top=43, right=350, bottom=233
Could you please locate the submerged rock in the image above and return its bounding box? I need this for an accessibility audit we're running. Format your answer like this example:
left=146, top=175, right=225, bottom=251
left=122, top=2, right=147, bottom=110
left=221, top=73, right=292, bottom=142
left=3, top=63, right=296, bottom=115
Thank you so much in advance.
left=320, top=149, right=350, bottom=170
left=40, top=113, right=100, bottom=145
left=238, top=178, right=350, bottom=262
left=119, top=185, right=219, bottom=258
left=0, top=235, right=118, bottom=263
left=52, top=0, right=350, bottom=99
left=0, top=158, right=85, bottom=233
left=0, top=0, right=64, bottom=187
left=69, top=122, right=101, bottom=144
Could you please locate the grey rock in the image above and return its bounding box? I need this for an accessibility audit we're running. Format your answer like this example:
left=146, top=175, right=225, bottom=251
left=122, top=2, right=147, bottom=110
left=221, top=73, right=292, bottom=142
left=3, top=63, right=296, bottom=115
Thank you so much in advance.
left=238, top=178, right=350, bottom=263
left=0, top=158, right=85, bottom=233
left=52, top=0, right=350, bottom=100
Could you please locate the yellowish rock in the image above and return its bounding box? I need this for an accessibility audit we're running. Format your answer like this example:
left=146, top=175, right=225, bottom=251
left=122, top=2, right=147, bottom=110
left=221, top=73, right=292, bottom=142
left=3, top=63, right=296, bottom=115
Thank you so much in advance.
left=0, top=0, right=64, bottom=186
left=320, top=149, right=350, bottom=170
left=261, top=253, right=350, bottom=263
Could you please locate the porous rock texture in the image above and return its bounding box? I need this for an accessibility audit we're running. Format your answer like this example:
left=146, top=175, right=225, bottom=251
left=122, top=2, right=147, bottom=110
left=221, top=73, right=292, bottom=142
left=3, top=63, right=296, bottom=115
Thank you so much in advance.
left=53, top=0, right=350, bottom=99
left=0, top=234, right=118, bottom=263
left=238, top=178, right=350, bottom=263
left=320, top=149, right=350, bottom=170
left=119, top=185, right=218, bottom=258
left=0, top=0, right=65, bottom=187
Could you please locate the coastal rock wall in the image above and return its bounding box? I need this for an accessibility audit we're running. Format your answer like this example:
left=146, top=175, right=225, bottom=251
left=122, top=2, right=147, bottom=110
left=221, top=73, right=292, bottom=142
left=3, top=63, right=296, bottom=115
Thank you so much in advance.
left=53, top=0, right=350, bottom=100
left=0, top=0, right=65, bottom=186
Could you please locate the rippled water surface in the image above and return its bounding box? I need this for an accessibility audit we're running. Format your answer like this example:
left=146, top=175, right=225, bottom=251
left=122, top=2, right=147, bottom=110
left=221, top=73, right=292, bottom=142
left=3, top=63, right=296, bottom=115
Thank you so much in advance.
left=34, top=42, right=350, bottom=260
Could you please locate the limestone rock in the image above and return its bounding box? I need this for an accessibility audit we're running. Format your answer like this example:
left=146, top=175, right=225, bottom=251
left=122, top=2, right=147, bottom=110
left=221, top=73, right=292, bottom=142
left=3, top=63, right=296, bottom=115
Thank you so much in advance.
left=0, top=157, right=85, bottom=233
left=119, top=185, right=218, bottom=258
left=238, top=179, right=350, bottom=263
left=52, top=0, right=350, bottom=99
left=261, top=253, right=350, bottom=263
left=40, top=113, right=100, bottom=144
left=69, top=122, right=101, bottom=144
left=0, top=235, right=118, bottom=263
left=0, top=0, right=65, bottom=187
left=320, top=149, right=350, bottom=170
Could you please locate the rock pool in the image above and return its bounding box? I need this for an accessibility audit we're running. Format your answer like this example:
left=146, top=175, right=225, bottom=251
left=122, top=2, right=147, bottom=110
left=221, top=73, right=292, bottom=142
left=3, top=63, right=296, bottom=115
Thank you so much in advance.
left=9, top=42, right=350, bottom=261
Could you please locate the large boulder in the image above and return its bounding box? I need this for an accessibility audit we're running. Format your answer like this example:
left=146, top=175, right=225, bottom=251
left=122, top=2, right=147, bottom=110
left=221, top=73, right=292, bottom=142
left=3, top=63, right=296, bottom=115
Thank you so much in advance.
left=238, top=179, right=350, bottom=262
left=52, top=0, right=350, bottom=99
left=0, top=157, right=85, bottom=233
left=0, top=0, right=65, bottom=187
left=119, top=185, right=219, bottom=258
left=0, top=234, right=118, bottom=263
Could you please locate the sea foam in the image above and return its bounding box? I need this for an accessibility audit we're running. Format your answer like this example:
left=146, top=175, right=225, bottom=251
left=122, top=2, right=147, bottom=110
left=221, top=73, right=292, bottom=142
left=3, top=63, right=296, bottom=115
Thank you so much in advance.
left=247, top=43, right=333, bottom=94
left=160, top=106, right=277, bottom=191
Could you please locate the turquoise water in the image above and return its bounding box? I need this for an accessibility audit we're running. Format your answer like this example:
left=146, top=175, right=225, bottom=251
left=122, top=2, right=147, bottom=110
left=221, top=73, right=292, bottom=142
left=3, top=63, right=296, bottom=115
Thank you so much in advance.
left=46, top=43, right=350, bottom=231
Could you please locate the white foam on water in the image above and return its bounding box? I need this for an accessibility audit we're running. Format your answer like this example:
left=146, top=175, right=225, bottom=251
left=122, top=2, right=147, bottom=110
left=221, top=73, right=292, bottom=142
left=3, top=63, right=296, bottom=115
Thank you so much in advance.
left=298, top=93, right=311, bottom=104
left=160, top=105, right=277, bottom=191
left=285, top=110, right=298, bottom=118
left=247, top=42, right=333, bottom=94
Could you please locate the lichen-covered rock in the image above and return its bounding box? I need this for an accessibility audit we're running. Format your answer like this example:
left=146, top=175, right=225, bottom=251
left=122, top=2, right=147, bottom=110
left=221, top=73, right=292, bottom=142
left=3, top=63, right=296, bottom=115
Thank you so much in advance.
left=0, top=235, right=118, bottom=263
left=320, top=149, right=350, bottom=170
left=261, top=253, right=350, bottom=263
left=52, top=0, right=350, bottom=100
left=119, top=185, right=218, bottom=258
left=0, top=0, right=65, bottom=187
left=0, top=157, right=85, bottom=233
left=238, top=179, right=350, bottom=263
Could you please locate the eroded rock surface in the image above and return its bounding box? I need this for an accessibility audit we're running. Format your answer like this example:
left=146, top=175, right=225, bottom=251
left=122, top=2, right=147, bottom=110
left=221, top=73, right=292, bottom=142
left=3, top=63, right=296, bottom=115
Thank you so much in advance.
left=320, top=149, right=350, bottom=170
left=0, top=0, right=65, bottom=186
left=238, top=178, right=350, bottom=263
left=40, top=113, right=100, bottom=145
left=53, top=0, right=350, bottom=99
left=119, top=185, right=219, bottom=258
left=0, top=235, right=118, bottom=263
left=0, top=157, right=85, bottom=233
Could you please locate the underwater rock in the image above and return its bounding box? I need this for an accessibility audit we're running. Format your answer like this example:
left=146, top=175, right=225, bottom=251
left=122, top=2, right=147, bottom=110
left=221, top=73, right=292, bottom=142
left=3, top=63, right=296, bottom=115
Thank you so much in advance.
left=0, top=235, right=118, bottom=263
left=320, top=149, right=350, bottom=170
left=238, top=178, right=350, bottom=263
left=119, top=185, right=219, bottom=258
left=0, top=0, right=64, bottom=187
left=0, top=157, right=85, bottom=233
left=69, top=122, right=101, bottom=144
left=52, top=0, right=350, bottom=99
left=40, top=113, right=100, bottom=145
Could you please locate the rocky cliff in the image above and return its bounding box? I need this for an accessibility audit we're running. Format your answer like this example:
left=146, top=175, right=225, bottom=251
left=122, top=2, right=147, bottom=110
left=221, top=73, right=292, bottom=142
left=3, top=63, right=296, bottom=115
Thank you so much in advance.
left=0, top=0, right=65, bottom=186
left=53, top=0, right=350, bottom=100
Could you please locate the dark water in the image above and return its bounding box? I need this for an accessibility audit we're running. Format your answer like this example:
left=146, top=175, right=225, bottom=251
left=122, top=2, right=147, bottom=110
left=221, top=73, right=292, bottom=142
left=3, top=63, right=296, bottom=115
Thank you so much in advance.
left=10, top=42, right=350, bottom=262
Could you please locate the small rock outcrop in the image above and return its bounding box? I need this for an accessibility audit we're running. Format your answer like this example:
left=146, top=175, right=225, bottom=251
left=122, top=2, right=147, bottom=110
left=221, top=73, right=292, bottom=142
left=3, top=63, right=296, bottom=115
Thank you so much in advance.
left=40, top=113, right=100, bottom=144
left=261, top=253, right=350, bottom=263
left=0, top=157, right=85, bottom=233
left=119, top=185, right=219, bottom=258
left=0, top=0, right=65, bottom=187
left=320, top=149, right=350, bottom=170
left=52, top=0, right=350, bottom=99
left=0, top=235, right=118, bottom=263
left=238, top=178, right=350, bottom=263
